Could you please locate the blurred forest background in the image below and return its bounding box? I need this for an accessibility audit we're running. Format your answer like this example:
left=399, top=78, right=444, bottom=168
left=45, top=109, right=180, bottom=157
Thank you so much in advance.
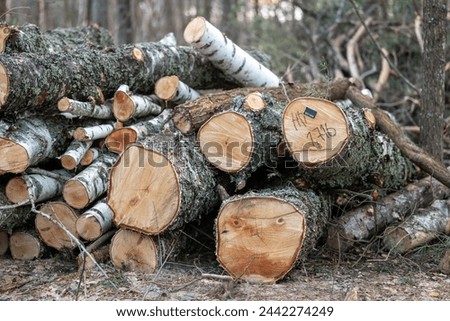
left=0, top=0, right=449, bottom=144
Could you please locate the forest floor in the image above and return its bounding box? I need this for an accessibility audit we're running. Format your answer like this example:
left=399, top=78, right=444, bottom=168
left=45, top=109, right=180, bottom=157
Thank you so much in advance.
left=1, top=241, right=449, bottom=301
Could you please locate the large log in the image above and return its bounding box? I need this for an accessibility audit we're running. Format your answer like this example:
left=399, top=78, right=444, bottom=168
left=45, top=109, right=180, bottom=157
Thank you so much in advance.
left=282, top=98, right=414, bottom=190
left=216, top=186, right=328, bottom=284
left=184, top=16, right=280, bottom=87
left=0, top=23, right=114, bottom=54
left=35, top=201, right=80, bottom=251
left=327, top=175, right=450, bottom=252
left=9, top=230, right=46, bottom=260
left=172, top=78, right=351, bottom=134
left=104, top=109, right=172, bottom=154
left=108, top=134, right=219, bottom=235
left=383, top=199, right=450, bottom=253
left=63, top=153, right=117, bottom=209
left=0, top=117, right=72, bottom=173
left=0, top=42, right=238, bottom=116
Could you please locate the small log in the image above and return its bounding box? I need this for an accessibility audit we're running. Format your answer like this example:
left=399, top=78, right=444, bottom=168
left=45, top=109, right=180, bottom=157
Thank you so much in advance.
left=383, top=199, right=450, bottom=253
left=5, top=169, right=72, bottom=204
left=282, top=98, right=414, bottom=189
left=0, top=187, right=32, bottom=232
left=198, top=93, right=282, bottom=189
left=80, top=147, right=101, bottom=166
left=63, top=153, right=117, bottom=209
left=0, top=117, right=72, bottom=173
left=327, top=175, right=450, bottom=252
left=110, top=228, right=182, bottom=273
left=60, top=140, right=93, bottom=170
left=184, top=16, right=280, bottom=87
left=113, top=84, right=163, bottom=122
left=173, top=78, right=351, bottom=134
left=35, top=201, right=80, bottom=250
left=108, top=134, right=219, bottom=234
left=73, top=122, right=115, bottom=141
left=155, top=75, right=200, bottom=104
left=58, top=97, right=114, bottom=120
left=104, top=109, right=172, bottom=154
left=76, top=198, right=114, bottom=241
left=0, top=23, right=114, bottom=54
left=0, top=229, right=8, bottom=255
left=9, top=230, right=45, bottom=260
left=216, top=186, right=328, bottom=283
left=0, top=42, right=237, bottom=116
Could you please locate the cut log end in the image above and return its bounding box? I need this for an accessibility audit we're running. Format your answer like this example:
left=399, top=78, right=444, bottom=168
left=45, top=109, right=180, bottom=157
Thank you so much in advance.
left=244, top=92, right=266, bottom=112
left=198, top=111, right=254, bottom=173
left=73, top=128, right=90, bottom=141
left=60, top=155, right=78, bottom=170
left=57, top=97, right=71, bottom=112
left=155, top=75, right=179, bottom=101
left=0, top=138, right=29, bottom=173
left=172, top=112, right=193, bottom=134
left=80, top=148, right=99, bottom=166
left=383, top=227, right=411, bottom=253
left=0, top=26, right=12, bottom=53
left=109, top=145, right=181, bottom=234
left=0, top=62, right=10, bottom=106
left=131, top=47, right=144, bottom=62
left=76, top=215, right=103, bottom=241
left=35, top=202, right=79, bottom=250
left=105, top=128, right=138, bottom=154
left=282, top=97, right=349, bottom=166
left=183, top=16, right=206, bottom=44
left=63, top=179, right=90, bottom=209
left=216, top=196, right=306, bottom=284
left=5, top=176, right=28, bottom=203
left=110, top=229, right=158, bottom=273
left=9, top=232, right=41, bottom=260
left=113, top=90, right=135, bottom=122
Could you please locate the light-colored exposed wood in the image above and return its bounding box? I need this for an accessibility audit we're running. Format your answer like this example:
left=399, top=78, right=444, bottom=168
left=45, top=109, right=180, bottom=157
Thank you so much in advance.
left=60, top=140, right=93, bottom=170
left=73, top=122, right=115, bottom=141
left=282, top=97, right=349, bottom=166
left=0, top=26, right=12, bottom=53
left=5, top=177, right=28, bottom=203
left=0, top=138, right=28, bottom=173
left=9, top=231, right=43, bottom=260
left=0, top=229, right=8, bottom=256
left=243, top=92, right=266, bottom=112
left=216, top=196, right=305, bottom=283
left=198, top=111, right=254, bottom=173
left=76, top=198, right=113, bottom=241
left=80, top=147, right=100, bottom=166
left=110, top=228, right=158, bottom=273
left=113, top=84, right=162, bottom=122
left=58, top=97, right=114, bottom=119
left=155, top=75, right=200, bottom=104
left=35, top=201, right=79, bottom=250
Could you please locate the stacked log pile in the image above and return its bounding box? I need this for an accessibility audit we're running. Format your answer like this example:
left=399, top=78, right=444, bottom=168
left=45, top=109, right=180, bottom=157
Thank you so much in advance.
left=1, top=17, right=449, bottom=283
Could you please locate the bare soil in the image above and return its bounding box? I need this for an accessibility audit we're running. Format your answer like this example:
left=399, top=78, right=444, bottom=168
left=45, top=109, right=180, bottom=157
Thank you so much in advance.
left=1, top=242, right=449, bottom=301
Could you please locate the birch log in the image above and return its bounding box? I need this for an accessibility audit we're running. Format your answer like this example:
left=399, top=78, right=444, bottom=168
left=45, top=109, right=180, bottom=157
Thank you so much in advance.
left=80, top=147, right=101, bottom=166
left=173, top=78, right=351, bottom=134
left=282, top=98, right=414, bottom=190
left=327, top=175, right=450, bottom=252
left=0, top=23, right=114, bottom=54
left=105, top=109, right=172, bottom=154
left=155, top=75, right=200, bottom=104
left=108, top=134, right=219, bottom=235
left=383, top=199, right=450, bottom=253
left=113, top=84, right=163, bottom=122
left=0, top=117, right=72, bottom=173
left=73, top=122, right=115, bottom=141
left=5, top=169, right=72, bottom=204
left=59, top=140, right=93, bottom=170
left=184, top=16, right=280, bottom=87
left=9, top=230, right=46, bottom=260
left=58, top=97, right=114, bottom=120
left=63, top=153, right=117, bottom=209
left=0, top=42, right=236, bottom=116
left=0, top=229, right=8, bottom=255
left=76, top=198, right=114, bottom=241
left=216, top=186, right=328, bottom=283
left=35, top=201, right=80, bottom=250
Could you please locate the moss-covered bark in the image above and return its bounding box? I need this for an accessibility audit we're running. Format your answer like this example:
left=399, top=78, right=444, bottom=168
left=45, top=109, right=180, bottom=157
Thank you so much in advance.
left=0, top=187, right=32, bottom=233
left=0, top=23, right=114, bottom=54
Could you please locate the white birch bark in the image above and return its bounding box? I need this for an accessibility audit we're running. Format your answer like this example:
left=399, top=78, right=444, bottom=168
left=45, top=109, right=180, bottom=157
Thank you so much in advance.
left=124, top=109, right=173, bottom=139
left=184, top=16, right=280, bottom=87
left=80, top=147, right=101, bottom=166
left=59, top=140, right=93, bottom=170
left=58, top=97, right=114, bottom=119
left=73, top=122, right=115, bottom=141
left=155, top=75, right=200, bottom=104
left=76, top=198, right=114, bottom=241
left=113, top=84, right=163, bottom=122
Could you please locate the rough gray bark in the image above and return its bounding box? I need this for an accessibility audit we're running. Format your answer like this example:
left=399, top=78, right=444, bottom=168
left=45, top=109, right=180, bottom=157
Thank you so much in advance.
left=216, top=186, right=328, bottom=283
left=327, top=174, right=450, bottom=252
left=0, top=23, right=114, bottom=53
left=0, top=187, right=32, bottom=233
left=0, top=42, right=238, bottom=116
left=108, top=133, right=219, bottom=235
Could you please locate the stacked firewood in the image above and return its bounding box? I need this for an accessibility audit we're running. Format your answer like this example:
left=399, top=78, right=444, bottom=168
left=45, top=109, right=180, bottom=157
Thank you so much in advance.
left=1, top=17, right=449, bottom=283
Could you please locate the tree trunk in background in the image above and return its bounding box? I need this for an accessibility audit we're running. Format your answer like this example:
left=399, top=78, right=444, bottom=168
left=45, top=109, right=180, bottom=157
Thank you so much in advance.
left=88, top=0, right=109, bottom=29
left=0, top=0, right=7, bottom=19
left=116, top=0, right=133, bottom=44
left=419, top=0, right=447, bottom=162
